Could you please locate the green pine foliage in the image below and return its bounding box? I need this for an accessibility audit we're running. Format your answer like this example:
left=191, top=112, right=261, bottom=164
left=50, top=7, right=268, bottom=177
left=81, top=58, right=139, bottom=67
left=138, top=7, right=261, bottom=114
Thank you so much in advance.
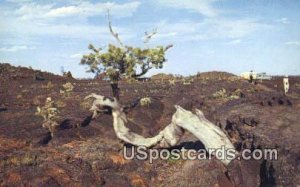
left=80, top=12, right=172, bottom=84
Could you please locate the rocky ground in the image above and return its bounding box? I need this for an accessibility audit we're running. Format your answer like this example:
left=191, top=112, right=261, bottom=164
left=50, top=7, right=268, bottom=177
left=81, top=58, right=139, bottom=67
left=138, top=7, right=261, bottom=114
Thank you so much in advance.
left=0, top=63, right=299, bottom=186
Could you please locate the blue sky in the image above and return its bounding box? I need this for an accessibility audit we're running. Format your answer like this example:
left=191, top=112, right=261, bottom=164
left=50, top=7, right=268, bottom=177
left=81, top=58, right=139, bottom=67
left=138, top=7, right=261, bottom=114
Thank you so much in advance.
left=0, top=0, right=299, bottom=78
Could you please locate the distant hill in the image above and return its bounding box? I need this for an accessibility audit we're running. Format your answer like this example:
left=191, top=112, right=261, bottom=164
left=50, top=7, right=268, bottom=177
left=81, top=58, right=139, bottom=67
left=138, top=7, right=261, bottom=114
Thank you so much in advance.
left=151, top=73, right=175, bottom=80
left=195, top=71, right=237, bottom=80
left=0, top=63, right=66, bottom=81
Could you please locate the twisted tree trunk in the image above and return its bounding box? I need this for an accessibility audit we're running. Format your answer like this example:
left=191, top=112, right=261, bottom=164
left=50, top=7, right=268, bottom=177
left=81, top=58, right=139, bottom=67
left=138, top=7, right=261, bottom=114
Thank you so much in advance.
left=85, top=93, right=237, bottom=165
left=110, top=83, right=120, bottom=100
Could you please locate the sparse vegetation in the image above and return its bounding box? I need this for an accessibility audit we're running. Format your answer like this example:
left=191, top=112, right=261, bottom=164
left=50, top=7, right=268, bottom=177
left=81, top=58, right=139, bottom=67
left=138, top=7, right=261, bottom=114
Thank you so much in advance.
left=212, top=88, right=227, bottom=98
left=63, top=71, right=73, bottom=78
left=42, top=81, right=54, bottom=89
left=228, top=76, right=239, bottom=81
left=33, top=72, right=45, bottom=81
left=140, top=97, right=152, bottom=107
left=32, top=96, right=41, bottom=106
left=60, top=82, right=74, bottom=96
left=247, top=87, right=258, bottom=93
left=212, top=88, right=243, bottom=100
left=35, top=97, right=60, bottom=137
left=182, top=79, right=193, bottom=85
left=230, top=88, right=244, bottom=99
left=55, top=99, right=66, bottom=108
left=168, top=79, right=176, bottom=85
left=80, top=98, right=92, bottom=110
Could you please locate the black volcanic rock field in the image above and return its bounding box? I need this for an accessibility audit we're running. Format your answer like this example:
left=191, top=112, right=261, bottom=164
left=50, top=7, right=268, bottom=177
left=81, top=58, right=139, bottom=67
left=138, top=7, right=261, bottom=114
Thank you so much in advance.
left=0, top=63, right=299, bottom=186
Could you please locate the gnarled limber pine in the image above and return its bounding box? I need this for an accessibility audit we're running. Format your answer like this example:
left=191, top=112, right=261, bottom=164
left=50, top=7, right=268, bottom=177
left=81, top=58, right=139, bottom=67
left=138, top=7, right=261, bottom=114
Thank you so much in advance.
left=85, top=93, right=237, bottom=165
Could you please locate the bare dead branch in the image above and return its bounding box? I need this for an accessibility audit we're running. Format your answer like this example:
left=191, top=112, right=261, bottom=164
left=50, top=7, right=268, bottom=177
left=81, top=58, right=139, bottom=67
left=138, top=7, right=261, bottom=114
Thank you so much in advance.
left=107, top=10, right=124, bottom=47
left=144, top=28, right=158, bottom=44
left=86, top=93, right=238, bottom=165
left=165, top=44, right=173, bottom=51
left=122, top=97, right=141, bottom=113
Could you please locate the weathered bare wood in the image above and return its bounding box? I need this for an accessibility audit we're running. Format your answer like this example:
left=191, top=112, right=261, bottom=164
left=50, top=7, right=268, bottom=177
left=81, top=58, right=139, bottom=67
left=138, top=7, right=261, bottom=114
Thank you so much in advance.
left=172, top=106, right=236, bottom=165
left=85, top=93, right=237, bottom=165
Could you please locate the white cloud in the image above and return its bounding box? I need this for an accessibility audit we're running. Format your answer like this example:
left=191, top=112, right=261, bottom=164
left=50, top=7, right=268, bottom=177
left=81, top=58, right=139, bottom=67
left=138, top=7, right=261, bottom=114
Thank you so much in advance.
left=150, top=18, right=270, bottom=42
left=155, top=0, right=218, bottom=17
left=0, top=16, right=134, bottom=41
left=152, top=32, right=177, bottom=40
left=5, top=0, right=32, bottom=3
left=207, top=18, right=270, bottom=38
left=48, top=1, right=140, bottom=18
left=15, top=3, right=54, bottom=20
left=152, top=0, right=270, bottom=43
left=226, top=39, right=242, bottom=45
left=0, top=45, right=35, bottom=52
left=276, top=17, right=289, bottom=24
left=14, top=1, right=141, bottom=20
left=285, top=41, right=300, bottom=47
left=46, top=6, right=80, bottom=17
left=70, top=53, right=83, bottom=59
left=0, top=1, right=139, bottom=42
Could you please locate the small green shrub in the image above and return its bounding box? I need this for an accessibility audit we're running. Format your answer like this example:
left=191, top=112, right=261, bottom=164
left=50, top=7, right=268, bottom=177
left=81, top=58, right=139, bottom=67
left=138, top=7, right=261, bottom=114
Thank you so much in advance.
left=60, top=82, right=74, bottom=96
left=35, top=97, right=60, bottom=137
left=140, top=97, right=152, bottom=107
